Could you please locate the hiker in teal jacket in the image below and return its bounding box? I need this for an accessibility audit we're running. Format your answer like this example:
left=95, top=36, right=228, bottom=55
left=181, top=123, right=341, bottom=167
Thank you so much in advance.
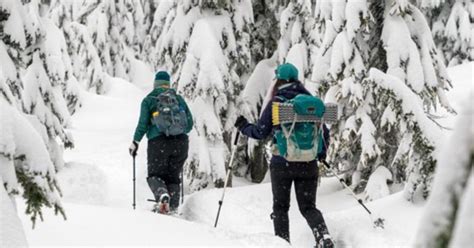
left=129, top=71, right=193, bottom=214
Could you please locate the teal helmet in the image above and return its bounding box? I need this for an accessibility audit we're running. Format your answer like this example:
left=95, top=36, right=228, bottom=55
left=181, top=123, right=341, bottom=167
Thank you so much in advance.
left=275, top=63, right=298, bottom=81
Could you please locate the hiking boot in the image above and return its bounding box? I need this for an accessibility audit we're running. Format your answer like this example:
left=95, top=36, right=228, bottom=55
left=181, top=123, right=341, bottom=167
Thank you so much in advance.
left=153, top=193, right=170, bottom=214
left=314, top=224, right=334, bottom=248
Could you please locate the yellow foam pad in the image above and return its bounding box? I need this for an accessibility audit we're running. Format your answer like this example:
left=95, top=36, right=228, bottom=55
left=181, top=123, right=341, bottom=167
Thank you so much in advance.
left=272, top=103, right=280, bottom=125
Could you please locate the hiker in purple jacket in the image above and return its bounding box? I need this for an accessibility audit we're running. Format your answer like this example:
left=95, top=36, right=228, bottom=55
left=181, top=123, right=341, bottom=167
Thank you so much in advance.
left=234, top=63, right=334, bottom=248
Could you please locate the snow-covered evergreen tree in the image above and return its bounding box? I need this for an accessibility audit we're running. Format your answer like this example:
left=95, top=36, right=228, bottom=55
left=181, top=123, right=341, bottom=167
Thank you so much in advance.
left=156, top=0, right=252, bottom=76
left=277, top=0, right=317, bottom=80
left=0, top=176, right=28, bottom=247
left=23, top=51, right=74, bottom=170
left=155, top=1, right=200, bottom=75
left=251, top=0, right=283, bottom=64
left=1, top=0, right=75, bottom=172
left=84, top=0, right=135, bottom=81
left=1, top=69, right=64, bottom=244
left=312, top=0, right=454, bottom=201
left=235, top=55, right=278, bottom=182
left=128, top=0, right=147, bottom=55
left=41, top=16, right=81, bottom=114
left=0, top=39, right=23, bottom=107
left=65, top=21, right=106, bottom=94
left=418, top=0, right=473, bottom=66
left=0, top=93, right=65, bottom=228
left=0, top=0, right=30, bottom=107
left=144, top=1, right=177, bottom=67
left=415, top=93, right=473, bottom=247
left=47, top=1, right=102, bottom=95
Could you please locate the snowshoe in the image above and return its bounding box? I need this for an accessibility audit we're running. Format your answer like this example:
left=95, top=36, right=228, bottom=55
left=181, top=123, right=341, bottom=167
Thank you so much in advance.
left=152, top=193, right=170, bottom=214
left=314, top=224, right=334, bottom=248
left=315, top=235, right=334, bottom=248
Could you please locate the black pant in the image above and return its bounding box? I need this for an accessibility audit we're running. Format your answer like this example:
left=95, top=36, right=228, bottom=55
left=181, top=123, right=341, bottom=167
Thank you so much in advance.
left=270, top=161, right=327, bottom=243
left=147, top=134, right=188, bottom=211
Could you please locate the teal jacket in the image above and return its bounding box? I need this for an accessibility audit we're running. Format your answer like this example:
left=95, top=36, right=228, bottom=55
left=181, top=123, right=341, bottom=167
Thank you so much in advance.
left=133, top=87, right=193, bottom=142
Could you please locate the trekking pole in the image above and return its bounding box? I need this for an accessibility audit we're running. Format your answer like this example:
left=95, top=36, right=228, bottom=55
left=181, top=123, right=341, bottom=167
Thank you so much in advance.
left=132, top=155, right=136, bottom=210
left=320, top=160, right=385, bottom=228
left=214, top=131, right=240, bottom=228
left=181, top=168, right=184, bottom=205
left=318, top=130, right=385, bottom=228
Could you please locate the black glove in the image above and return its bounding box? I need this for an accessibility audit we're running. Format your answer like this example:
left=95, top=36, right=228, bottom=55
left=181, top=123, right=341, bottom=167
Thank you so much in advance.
left=129, top=141, right=138, bottom=157
left=234, top=116, right=248, bottom=130
left=317, top=153, right=326, bottom=162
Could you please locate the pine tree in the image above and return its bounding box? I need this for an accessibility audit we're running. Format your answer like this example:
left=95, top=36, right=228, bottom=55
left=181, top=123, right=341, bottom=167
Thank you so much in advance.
left=0, top=0, right=28, bottom=107
left=155, top=1, right=199, bottom=75
left=0, top=0, right=65, bottom=238
left=231, top=0, right=253, bottom=76
left=0, top=176, right=28, bottom=247
left=236, top=55, right=279, bottom=182
left=145, top=1, right=177, bottom=67
left=277, top=0, right=316, bottom=80
left=66, top=22, right=107, bottom=94
left=41, top=15, right=81, bottom=114
left=312, top=0, right=454, bottom=201
left=0, top=91, right=65, bottom=229
left=0, top=93, right=65, bottom=229
left=415, top=94, right=473, bottom=247
left=251, top=0, right=282, bottom=64
left=0, top=40, right=23, bottom=107
left=23, top=50, right=74, bottom=169
left=47, top=0, right=109, bottom=94
left=84, top=1, right=134, bottom=81
left=0, top=0, right=75, bottom=171
left=418, top=0, right=473, bottom=66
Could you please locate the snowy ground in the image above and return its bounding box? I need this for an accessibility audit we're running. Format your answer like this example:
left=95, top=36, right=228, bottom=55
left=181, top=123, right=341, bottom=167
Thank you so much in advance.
left=18, top=63, right=472, bottom=247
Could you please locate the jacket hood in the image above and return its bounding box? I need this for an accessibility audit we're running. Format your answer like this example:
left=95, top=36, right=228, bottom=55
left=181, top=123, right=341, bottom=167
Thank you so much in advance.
left=275, top=81, right=310, bottom=100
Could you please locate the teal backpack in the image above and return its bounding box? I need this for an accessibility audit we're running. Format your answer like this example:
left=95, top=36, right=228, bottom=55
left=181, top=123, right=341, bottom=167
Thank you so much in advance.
left=152, top=89, right=188, bottom=136
left=272, top=94, right=325, bottom=162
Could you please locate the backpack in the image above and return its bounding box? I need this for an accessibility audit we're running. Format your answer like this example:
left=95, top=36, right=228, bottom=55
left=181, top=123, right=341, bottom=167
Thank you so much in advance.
left=272, top=94, right=326, bottom=162
left=152, top=89, right=188, bottom=136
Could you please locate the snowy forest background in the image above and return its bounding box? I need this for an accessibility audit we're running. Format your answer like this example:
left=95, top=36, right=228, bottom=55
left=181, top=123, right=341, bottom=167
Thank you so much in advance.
left=0, top=0, right=472, bottom=247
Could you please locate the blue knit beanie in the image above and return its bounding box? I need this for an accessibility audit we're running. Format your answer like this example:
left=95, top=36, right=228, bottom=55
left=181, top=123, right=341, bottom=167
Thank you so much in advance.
left=154, top=71, right=171, bottom=88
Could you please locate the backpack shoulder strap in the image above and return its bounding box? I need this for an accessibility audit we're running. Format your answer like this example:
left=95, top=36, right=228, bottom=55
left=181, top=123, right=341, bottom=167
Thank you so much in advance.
left=275, top=95, right=287, bottom=102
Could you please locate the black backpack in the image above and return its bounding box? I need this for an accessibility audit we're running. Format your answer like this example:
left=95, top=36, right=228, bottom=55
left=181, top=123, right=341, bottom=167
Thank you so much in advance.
left=152, top=89, right=188, bottom=136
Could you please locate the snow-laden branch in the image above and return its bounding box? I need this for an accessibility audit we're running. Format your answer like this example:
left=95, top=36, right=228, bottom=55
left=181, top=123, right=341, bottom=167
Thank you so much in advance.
left=0, top=101, right=64, bottom=227
left=368, top=68, right=441, bottom=147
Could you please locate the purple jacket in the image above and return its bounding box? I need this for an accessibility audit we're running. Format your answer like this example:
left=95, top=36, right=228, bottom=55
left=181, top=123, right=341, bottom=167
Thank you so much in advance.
left=239, top=81, right=330, bottom=166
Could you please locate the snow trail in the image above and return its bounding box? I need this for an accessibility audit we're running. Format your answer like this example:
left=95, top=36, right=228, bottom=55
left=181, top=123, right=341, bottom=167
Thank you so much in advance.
left=19, top=63, right=472, bottom=247
left=21, top=75, right=422, bottom=247
left=62, top=76, right=153, bottom=208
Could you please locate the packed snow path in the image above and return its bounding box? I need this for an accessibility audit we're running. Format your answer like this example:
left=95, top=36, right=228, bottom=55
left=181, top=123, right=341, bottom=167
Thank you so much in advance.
left=19, top=63, right=472, bottom=247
